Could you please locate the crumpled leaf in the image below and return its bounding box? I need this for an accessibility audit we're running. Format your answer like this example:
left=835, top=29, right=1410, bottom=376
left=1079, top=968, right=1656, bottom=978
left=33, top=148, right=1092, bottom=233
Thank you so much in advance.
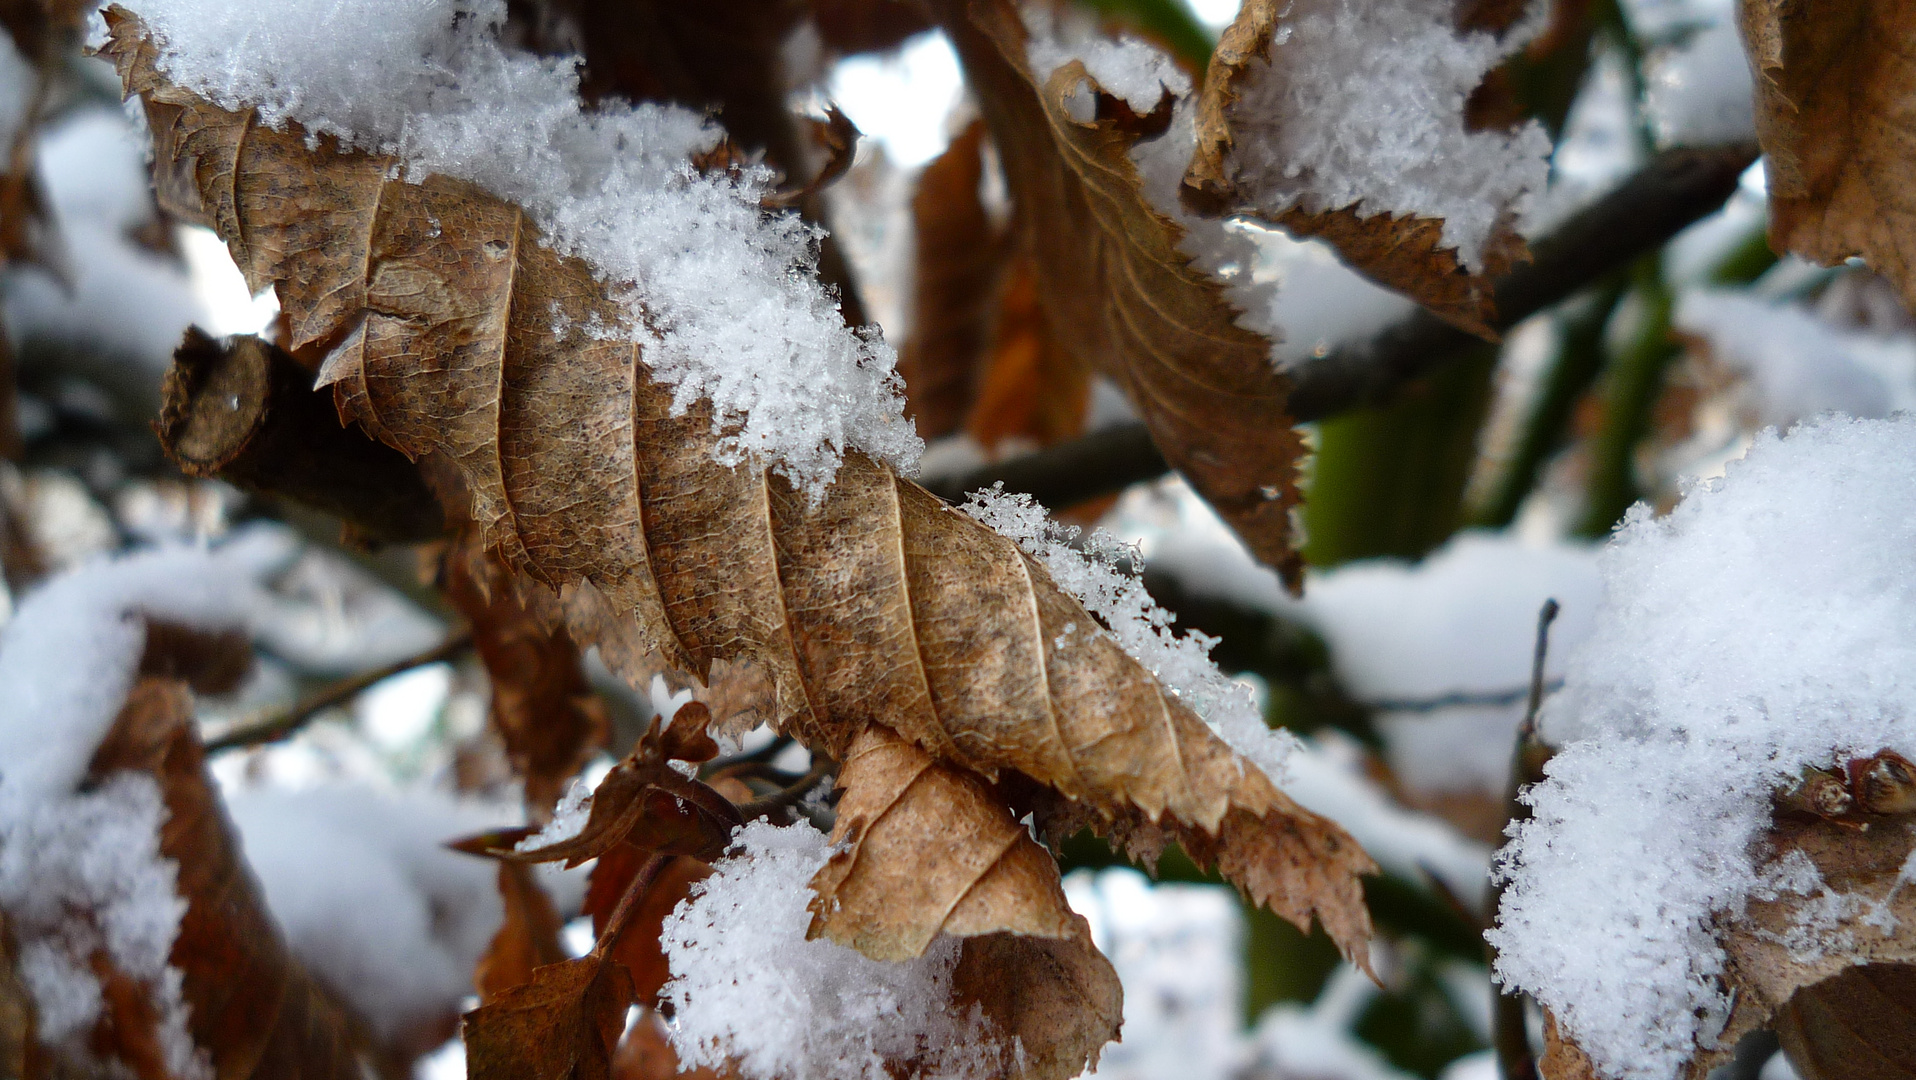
left=934, top=0, right=1308, bottom=584
left=442, top=526, right=609, bottom=816
left=898, top=119, right=1010, bottom=440
left=108, top=9, right=1372, bottom=972
left=465, top=956, right=634, bottom=1080
left=1183, top=0, right=1534, bottom=337
left=81, top=677, right=373, bottom=1080
left=1739, top=0, right=1916, bottom=310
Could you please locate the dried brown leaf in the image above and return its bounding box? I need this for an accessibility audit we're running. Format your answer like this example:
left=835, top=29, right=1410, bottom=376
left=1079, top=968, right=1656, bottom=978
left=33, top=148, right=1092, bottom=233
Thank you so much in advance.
left=83, top=677, right=374, bottom=1080
left=1740, top=0, right=1916, bottom=309
left=898, top=120, right=1010, bottom=438
left=477, top=863, right=569, bottom=1005
left=443, top=526, right=609, bottom=815
left=1184, top=0, right=1529, bottom=337
left=109, top=10, right=1373, bottom=972
left=464, top=956, right=634, bottom=1080
left=935, top=0, right=1308, bottom=583
left=964, top=256, right=1091, bottom=452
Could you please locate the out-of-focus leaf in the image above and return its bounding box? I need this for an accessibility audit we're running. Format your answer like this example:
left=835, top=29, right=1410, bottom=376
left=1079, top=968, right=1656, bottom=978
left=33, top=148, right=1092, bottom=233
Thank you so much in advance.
left=964, top=256, right=1091, bottom=452
left=476, top=863, right=569, bottom=1005
left=936, top=0, right=1308, bottom=585
left=1740, top=0, right=1916, bottom=308
left=465, top=956, right=633, bottom=1080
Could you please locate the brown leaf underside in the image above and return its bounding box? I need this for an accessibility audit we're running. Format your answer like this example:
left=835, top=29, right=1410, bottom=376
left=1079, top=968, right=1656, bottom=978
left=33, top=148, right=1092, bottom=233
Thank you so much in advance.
left=1740, top=0, right=1916, bottom=311
left=107, top=7, right=1372, bottom=977
left=935, top=0, right=1309, bottom=586
left=1184, top=0, right=1528, bottom=337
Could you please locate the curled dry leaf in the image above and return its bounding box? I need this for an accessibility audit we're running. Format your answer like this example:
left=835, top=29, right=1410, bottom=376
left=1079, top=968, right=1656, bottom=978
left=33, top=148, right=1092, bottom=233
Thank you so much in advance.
left=82, top=677, right=375, bottom=1080
left=934, top=0, right=1308, bottom=584
left=107, top=6, right=1372, bottom=974
left=442, top=527, right=609, bottom=817
left=1184, top=0, right=1532, bottom=337
left=1740, top=0, right=1916, bottom=310
left=465, top=956, right=634, bottom=1080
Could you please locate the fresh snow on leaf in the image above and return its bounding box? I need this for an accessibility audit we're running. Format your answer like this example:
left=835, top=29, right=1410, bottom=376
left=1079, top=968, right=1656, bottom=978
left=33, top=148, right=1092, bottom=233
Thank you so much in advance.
left=1221, top=0, right=1552, bottom=271
left=1489, top=414, right=1916, bottom=1080
left=658, top=820, right=997, bottom=1080
left=961, top=484, right=1295, bottom=783
left=0, top=534, right=286, bottom=1080
left=114, top=0, right=921, bottom=496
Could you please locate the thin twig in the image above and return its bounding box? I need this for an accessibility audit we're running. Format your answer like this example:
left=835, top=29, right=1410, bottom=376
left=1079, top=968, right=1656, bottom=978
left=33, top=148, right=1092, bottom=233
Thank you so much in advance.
left=701, top=734, right=796, bottom=777
left=204, top=630, right=476, bottom=753
left=735, top=760, right=835, bottom=820
left=592, top=851, right=670, bottom=958
left=922, top=144, right=1759, bottom=510
left=1491, top=598, right=1563, bottom=1080
left=1364, top=679, right=1563, bottom=714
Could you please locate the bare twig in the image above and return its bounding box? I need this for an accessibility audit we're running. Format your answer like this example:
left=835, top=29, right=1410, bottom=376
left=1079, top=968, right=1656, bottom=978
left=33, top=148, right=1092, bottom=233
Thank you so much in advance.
left=735, top=759, right=836, bottom=820
left=1490, top=598, right=1563, bottom=1080
left=923, top=144, right=1760, bottom=509
left=204, top=630, right=476, bottom=753
left=592, top=850, right=670, bottom=958
left=1364, top=679, right=1562, bottom=714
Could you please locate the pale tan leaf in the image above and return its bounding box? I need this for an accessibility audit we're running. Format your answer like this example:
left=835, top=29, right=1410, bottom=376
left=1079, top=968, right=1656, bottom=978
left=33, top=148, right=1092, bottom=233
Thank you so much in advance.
left=1739, top=0, right=1916, bottom=308
left=108, top=10, right=1374, bottom=976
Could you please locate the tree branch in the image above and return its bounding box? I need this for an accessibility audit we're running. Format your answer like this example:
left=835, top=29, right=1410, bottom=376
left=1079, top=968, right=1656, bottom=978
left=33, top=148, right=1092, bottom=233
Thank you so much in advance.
left=922, top=144, right=1760, bottom=509
left=204, top=631, right=475, bottom=753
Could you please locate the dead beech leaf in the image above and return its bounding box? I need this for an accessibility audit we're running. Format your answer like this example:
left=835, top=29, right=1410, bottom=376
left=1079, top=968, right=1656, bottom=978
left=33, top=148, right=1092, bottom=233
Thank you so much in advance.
left=85, top=677, right=372, bottom=1080
left=1739, top=0, right=1916, bottom=309
left=109, top=10, right=1373, bottom=967
left=1184, top=0, right=1530, bottom=337
left=934, top=0, right=1308, bottom=584
left=951, top=932, right=1125, bottom=1080
left=465, top=956, right=634, bottom=1080
left=898, top=119, right=1010, bottom=439
left=442, top=527, right=609, bottom=816
left=477, top=863, right=569, bottom=1005
left=1541, top=1008, right=1601, bottom=1080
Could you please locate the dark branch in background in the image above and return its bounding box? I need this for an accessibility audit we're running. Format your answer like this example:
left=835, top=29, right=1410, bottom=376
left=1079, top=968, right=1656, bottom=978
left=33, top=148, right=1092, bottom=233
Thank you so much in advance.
left=923, top=143, right=1761, bottom=509
left=1363, top=680, right=1563, bottom=715
left=205, top=631, right=475, bottom=753
left=157, top=330, right=449, bottom=545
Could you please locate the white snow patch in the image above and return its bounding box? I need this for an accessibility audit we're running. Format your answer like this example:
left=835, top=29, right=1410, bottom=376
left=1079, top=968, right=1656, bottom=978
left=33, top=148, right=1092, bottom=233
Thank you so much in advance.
left=1066, top=867, right=1242, bottom=1080
left=0, top=536, right=286, bottom=1078
left=962, top=484, right=1294, bottom=784
left=658, top=820, right=997, bottom=1080
left=1489, top=414, right=1916, bottom=1080
left=224, top=784, right=505, bottom=1040
left=114, top=0, right=921, bottom=497
left=1676, top=289, right=1916, bottom=425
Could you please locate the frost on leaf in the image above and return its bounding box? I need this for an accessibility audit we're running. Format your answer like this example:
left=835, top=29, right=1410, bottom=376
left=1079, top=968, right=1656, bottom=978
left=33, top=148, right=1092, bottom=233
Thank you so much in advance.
left=1739, top=0, right=1916, bottom=311
left=106, top=6, right=1375, bottom=994
left=935, top=0, right=1310, bottom=586
left=1489, top=414, right=1916, bottom=1080
left=1184, top=0, right=1552, bottom=337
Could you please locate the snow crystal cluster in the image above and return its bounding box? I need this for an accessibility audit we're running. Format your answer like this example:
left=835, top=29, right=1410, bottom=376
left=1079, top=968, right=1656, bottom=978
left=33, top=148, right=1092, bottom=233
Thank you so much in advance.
left=1490, top=415, right=1916, bottom=1080
left=1219, top=0, right=1553, bottom=272
left=962, top=484, right=1295, bottom=783
left=658, top=820, right=998, bottom=1080
left=0, top=536, right=285, bottom=1079
left=114, top=0, right=921, bottom=496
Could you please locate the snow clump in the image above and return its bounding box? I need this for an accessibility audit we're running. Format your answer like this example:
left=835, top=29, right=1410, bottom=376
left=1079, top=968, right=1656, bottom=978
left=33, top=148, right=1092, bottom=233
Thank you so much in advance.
left=1490, top=414, right=1916, bottom=1080
left=658, top=820, right=998, bottom=1080
left=110, top=0, right=921, bottom=497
